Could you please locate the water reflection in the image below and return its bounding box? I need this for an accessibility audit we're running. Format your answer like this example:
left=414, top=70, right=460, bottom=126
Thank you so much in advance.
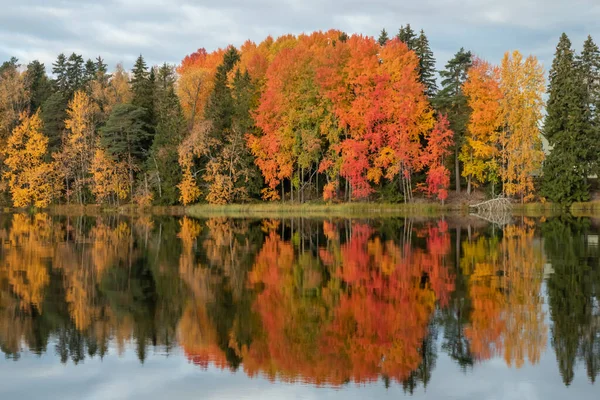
left=0, top=213, right=598, bottom=391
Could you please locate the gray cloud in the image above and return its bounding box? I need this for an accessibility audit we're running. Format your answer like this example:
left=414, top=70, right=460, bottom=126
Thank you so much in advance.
left=1, top=0, right=598, bottom=76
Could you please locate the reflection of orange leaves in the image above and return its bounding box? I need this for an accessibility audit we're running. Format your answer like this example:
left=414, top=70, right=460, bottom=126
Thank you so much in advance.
left=322, top=221, right=338, bottom=241
left=243, top=219, right=453, bottom=386
left=179, top=302, right=230, bottom=370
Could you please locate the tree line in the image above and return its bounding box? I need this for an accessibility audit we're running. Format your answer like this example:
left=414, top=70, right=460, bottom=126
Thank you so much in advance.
left=0, top=28, right=597, bottom=207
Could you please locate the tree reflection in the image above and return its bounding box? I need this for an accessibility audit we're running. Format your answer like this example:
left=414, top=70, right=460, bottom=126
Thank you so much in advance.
left=0, top=213, right=597, bottom=390
left=462, top=219, right=547, bottom=368
left=544, top=217, right=600, bottom=385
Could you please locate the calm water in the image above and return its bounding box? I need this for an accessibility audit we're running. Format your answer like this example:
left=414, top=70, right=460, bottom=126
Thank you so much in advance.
left=0, top=213, right=599, bottom=399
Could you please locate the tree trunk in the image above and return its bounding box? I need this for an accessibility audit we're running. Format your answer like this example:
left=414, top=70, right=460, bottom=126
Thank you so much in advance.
left=153, top=156, right=162, bottom=199
left=455, top=148, right=461, bottom=193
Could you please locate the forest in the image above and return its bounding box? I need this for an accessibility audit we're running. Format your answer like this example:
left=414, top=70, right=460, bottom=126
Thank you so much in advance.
left=0, top=27, right=598, bottom=207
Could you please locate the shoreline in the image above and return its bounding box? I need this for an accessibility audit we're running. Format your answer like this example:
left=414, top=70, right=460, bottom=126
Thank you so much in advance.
left=1, top=200, right=598, bottom=218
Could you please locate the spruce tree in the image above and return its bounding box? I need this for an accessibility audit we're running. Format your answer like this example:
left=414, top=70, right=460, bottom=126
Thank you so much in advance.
left=542, top=33, right=592, bottom=204
left=577, top=35, right=600, bottom=174
left=435, top=48, right=472, bottom=193
left=83, top=58, right=97, bottom=84
left=25, top=60, right=52, bottom=113
left=415, top=30, right=437, bottom=97
left=231, top=69, right=263, bottom=198
left=130, top=55, right=156, bottom=149
left=101, top=104, right=150, bottom=198
left=52, top=53, right=68, bottom=92
left=95, top=56, right=108, bottom=79
left=66, top=53, right=84, bottom=92
left=397, top=24, right=417, bottom=50
left=131, top=55, right=150, bottom=105
left=378, top=28, right=389, bottom=46
left=41, top=91, right=67, bottom=154
left=148, top=64, right=185, bottom=204
left=205, top=47, right=240, bottom=141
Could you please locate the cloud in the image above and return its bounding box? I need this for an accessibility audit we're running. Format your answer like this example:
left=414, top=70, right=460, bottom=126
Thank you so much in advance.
left=0, top=0, right=598, bottom=75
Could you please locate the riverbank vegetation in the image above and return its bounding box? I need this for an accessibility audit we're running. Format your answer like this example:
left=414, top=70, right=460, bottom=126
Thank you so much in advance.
left=0, top=28, right=599, bottom=209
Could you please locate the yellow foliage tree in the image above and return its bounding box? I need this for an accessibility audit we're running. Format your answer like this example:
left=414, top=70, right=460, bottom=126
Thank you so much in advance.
left=499, top=51, right=545, bottom=202
left=90, top=147, right=129, bottom=204
left=461, top=59, right=503, bottom=194
left=177, top=121, right=212, bottom=205
left=62, top=90, right=98, bottom=204
left=3, top=111, right=61, bottom=207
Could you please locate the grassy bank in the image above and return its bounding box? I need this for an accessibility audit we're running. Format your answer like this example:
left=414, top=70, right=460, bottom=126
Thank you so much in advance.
left=186, top=200, right=600, bottom=219
left=4, top=199, right=599, bottom=219
left=45, top=204, right=187, bottom=216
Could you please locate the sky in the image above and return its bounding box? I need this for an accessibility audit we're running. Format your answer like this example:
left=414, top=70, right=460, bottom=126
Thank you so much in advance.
left=0, top=334, right=598, bottom=400
left=1, top=0, right=599, bottom=75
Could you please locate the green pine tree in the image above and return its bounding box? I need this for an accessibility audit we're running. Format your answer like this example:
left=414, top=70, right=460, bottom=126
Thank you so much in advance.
left=83, top=59, right=97, bottom=84
left=397, top=24, right=417, bottom=50
left=415, top=29, right=437, bottom=97
left=95, top=56, right=109, bottom=80
left=131, top=55, right=156, bottom=150
left=435, top=48, right=472, bottom=193
left=542, top=33, right=592, bottom=204
left=41, top=91, right=67, bottom=154
left=230, top=69, right=263, bottom=198
left=577, top=35, right=600, bottom=175
left=52, top=53, right=68, bottom=92
left=148, top=64, right=185, bottom=205
left=378, top=28, right=389, bottom=46
left=543, top=217, right=600, bottom=385
left=25, top=60, right=52, bottom=113
left=205, top=47, right=240, bottom=140
left=66, top=53, right=84, bottom=93
left=101, top=104, right=150, bottom=199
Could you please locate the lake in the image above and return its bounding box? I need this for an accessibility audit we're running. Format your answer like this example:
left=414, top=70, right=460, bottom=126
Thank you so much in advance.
left=0, top=213, right=599, bottom=399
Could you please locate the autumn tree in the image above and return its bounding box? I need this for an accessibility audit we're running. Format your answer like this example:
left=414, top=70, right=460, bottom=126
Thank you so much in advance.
left=177, top=48, right=225, bottom=129
left=106, top=63, right=132, bottom=113
left=499, top=51, right=545, bottom=202
left=3, top=111, right=61, bottom=207
left=251, top=33, right=331, bottom=202
left=419, top=115, right=454, bottom=203
left=461, top=59, right=502, bottom=194
left=316, top=35, right=434, bottom=201
left=60, top=90, right=97, bottom=204
left=90, top=147, right=129, bottom=204
left=0, top=59, right=28, bottom=144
